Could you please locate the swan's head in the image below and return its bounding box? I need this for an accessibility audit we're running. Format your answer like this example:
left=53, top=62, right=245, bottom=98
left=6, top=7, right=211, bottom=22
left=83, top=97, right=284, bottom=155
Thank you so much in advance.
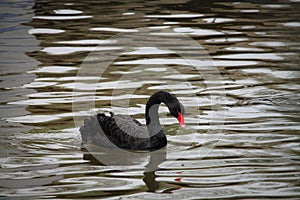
left=146, top=91, right=186, bottom=128
left=169, top=101, right=185, bottom=128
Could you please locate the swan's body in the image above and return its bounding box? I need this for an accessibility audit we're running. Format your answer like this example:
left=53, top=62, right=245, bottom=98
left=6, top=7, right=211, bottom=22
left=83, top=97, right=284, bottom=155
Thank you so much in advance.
left=80, top=91, right=185, bottom=150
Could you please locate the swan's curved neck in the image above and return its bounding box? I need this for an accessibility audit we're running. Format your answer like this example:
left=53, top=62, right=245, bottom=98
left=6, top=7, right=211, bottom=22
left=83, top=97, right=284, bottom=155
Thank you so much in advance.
left=146, top=103, right=161, bottom=136
left=145, top=91, right=169, bottom=136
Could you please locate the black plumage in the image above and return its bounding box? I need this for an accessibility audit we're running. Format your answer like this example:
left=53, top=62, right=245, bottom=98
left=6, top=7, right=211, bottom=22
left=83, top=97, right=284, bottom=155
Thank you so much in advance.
left=80, top=91, right=185, bottom=150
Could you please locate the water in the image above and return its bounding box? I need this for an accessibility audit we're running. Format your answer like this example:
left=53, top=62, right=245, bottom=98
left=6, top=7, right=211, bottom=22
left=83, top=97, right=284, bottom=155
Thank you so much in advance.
left=1, top=0, right=299, bottom=199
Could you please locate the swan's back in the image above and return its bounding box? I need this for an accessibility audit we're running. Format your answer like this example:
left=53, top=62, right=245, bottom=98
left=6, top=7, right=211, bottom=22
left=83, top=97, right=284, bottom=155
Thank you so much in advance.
left=80, top=113, right=152, bottom=149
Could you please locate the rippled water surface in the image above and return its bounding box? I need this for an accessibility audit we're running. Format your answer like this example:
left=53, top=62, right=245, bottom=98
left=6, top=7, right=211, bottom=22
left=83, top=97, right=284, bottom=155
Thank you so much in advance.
left=1, top=0, right=300, bottom=199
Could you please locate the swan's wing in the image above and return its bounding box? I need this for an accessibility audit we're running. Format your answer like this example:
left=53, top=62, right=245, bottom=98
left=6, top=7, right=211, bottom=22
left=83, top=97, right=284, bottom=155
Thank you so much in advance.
left=132, top=118, right=143, bottom=126
left=98, top=113, right=149, bottom=138
left=80, top=113, right=151, bottom=149
left=112, top=114, right=143, bottom=126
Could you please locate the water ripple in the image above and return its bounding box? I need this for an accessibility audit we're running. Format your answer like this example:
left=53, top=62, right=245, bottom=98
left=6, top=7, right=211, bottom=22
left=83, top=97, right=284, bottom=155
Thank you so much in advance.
left=1, top=0, right=299, bottom=199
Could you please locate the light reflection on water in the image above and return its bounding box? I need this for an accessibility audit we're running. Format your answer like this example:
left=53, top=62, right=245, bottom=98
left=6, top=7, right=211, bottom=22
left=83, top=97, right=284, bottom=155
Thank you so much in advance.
left=0, top=0, right=299, bottom=199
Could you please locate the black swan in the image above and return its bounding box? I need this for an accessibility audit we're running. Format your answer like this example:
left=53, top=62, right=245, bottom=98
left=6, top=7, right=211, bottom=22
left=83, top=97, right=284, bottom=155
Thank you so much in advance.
left=80, top=91, right=185, bottom=150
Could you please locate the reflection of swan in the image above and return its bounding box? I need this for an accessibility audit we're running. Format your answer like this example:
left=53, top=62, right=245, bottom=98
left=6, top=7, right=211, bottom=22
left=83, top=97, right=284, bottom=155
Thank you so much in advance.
left=80, top=91, right=185, bottom=150
left=82, top=145, right=166, bottom=172
left=82, top=146, right=166, bottom=191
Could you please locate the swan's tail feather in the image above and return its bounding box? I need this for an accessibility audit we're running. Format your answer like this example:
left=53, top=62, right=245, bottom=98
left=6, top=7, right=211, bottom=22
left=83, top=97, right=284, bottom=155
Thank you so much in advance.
left=97, top=113, right=107, bottom=118
left=80, top=116, right=99, bottom=143
left=80, top=113, right=117, bottom=148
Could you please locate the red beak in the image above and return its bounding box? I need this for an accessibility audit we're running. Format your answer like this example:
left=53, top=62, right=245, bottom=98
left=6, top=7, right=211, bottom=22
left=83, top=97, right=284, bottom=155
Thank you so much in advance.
left=177, top=112, right=186, bottom=128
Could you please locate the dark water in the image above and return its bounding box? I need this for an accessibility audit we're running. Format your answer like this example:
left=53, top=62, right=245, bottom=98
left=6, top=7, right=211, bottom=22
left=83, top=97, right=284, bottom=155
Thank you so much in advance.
left=1, top=0, right=300, bottom=199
